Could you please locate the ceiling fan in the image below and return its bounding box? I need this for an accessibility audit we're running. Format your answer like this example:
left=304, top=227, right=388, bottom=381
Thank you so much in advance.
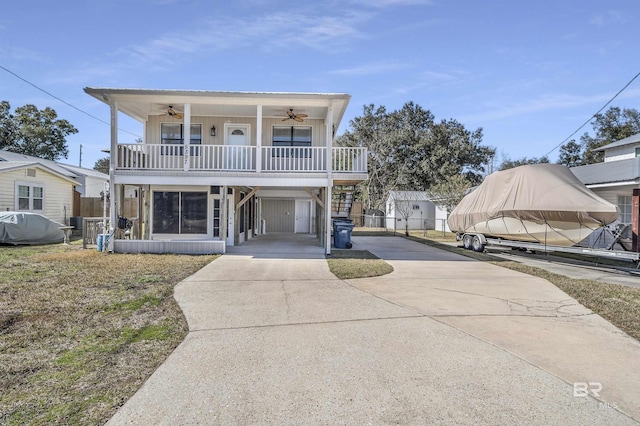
left=282, top=108, right=307, bottom=122
left=164, top=105, right=184, bottom=119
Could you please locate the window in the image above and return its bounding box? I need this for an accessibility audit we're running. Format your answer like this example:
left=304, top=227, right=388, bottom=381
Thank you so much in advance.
left=161, top=123, right=202, bottom=155
left=16, top=183, right=44, bottom=212
left=618, top=195, right=632, bottom=224
left=153, top=191, right=207, bottom=234
left=272, top=126, right=312, bottom=157
left=635, top=147, right=640, bottom=158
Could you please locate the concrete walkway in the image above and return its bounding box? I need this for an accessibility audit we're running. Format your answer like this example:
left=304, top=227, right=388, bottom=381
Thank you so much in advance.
left=107, top=235, right=640, bottom=425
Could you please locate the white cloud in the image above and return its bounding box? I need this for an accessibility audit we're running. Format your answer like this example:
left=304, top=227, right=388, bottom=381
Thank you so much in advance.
left=329, top=62, right=411, bottom=76
left=461, top=87, right=640, bottom=123
left=589, top=10, right=625, bottom=27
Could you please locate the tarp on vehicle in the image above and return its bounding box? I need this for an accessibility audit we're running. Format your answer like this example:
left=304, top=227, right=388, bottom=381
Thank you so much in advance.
left=0, top=212, right=65, bottom=245
left=447, top=164, right=620, bottom=234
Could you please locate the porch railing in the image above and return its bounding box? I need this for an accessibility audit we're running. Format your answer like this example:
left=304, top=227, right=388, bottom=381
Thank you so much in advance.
left=116, top=144, right=367, bottom=173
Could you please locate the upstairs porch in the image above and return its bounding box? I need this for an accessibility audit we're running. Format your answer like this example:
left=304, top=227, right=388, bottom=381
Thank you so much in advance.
left=115, top=144, right=367, bottom=175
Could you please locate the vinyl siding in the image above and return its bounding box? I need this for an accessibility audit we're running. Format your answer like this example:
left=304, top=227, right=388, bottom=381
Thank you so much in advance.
left=145, top=115, right=326, bottom=147
left=0, top=168, right=74, bottom=224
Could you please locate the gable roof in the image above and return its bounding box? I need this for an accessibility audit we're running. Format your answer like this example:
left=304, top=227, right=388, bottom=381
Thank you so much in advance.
left=0, top=161, right=81, bottom=185
left=0, top=149, right=108, bottom=180
left=387, top=191, right=431, bottom=202
left=594, top=133, right=640, bottom=152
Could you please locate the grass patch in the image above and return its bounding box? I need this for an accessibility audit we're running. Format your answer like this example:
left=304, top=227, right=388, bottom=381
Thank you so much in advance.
left=0, top=241, right=217, bottom=425
left=404, top=233, right=640, bottom=342
left=327, top=249, right=393, bottom=279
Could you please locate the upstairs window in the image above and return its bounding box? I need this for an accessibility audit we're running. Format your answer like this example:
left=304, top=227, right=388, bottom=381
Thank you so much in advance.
left=161, top=123, right=202, bottom=155
left=272, top=126, right=312, bottom=157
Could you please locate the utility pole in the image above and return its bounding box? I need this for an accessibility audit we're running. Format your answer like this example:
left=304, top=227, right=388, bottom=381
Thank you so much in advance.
left=79, top=144, right=83, bottom=167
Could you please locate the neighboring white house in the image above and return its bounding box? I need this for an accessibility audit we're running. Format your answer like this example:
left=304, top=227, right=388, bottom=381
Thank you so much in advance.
left=56, top=163, right=109, bottom=198
left=571, top=133, right=640, bottom=248
left=83, top=88, right=368, bottom=254
left=0, top=149, right=110, bottom=223
left=571, top=133, right=640, bottom=225
left=385, top=191, right=450, bottom=232
left=0, top=158, right=78, bottom=224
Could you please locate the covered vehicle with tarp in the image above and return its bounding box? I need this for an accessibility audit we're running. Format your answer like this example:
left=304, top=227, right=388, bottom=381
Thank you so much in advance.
left=0, top=212, right=65, bottom=245
left=447, top=164, right=620, bottom=246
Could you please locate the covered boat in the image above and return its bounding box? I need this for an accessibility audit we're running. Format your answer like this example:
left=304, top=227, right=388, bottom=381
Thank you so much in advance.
left=447, top=164, right=620, bottom=246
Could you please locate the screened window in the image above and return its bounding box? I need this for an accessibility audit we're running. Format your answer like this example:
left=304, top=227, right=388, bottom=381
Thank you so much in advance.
left=161, top=123, right=202, bottom=155
left=153, top=191, right=207, bottom=234
left=17, top=184, right=44, bottom=212
left=618, top=195, right=632, bottom=224
left=272, top=126, right=312, bottom=157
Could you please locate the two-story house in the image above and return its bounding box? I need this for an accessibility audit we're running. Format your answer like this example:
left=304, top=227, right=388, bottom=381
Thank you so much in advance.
left=571, top=133, right=640, bottom=249
left=84, top=88, right=367, bottom=255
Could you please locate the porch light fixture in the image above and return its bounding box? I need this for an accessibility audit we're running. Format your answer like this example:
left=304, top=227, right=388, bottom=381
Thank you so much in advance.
left=210, top=125, right=217, bottom=136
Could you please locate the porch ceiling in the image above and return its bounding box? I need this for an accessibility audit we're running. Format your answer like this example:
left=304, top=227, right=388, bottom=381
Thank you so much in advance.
left=84, top=87, right=350, bottom=129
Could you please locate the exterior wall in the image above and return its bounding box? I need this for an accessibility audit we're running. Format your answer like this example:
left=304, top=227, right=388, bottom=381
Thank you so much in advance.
left=0, top=168, right=74, bottom=224
left=145, top=115, right=326, bottom=147
left=83, top=176, right=109, bottom=197
left=385, top=199, right=436, bottom=230
left=603, top=144, right=640, bottom=163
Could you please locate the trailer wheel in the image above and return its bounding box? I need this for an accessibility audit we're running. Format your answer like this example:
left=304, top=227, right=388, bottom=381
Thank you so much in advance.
left=472, top=235, right=485, bottom=252
left=462, top=234, right=473, bottom=250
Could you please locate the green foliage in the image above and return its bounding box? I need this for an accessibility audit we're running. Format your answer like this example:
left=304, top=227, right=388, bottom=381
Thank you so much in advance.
left=557, top=139, right=583, bottom=167
left=336, top=102, right=494, bottom=209
left=557, top=107, right=640, bottom=166
left=0, top=100, right=77, bottom=160
left=498, top=155, right=549, bottom=171
left=428, top=174, right=473, bottom=214
left=93, top=157, right=110, bottom=174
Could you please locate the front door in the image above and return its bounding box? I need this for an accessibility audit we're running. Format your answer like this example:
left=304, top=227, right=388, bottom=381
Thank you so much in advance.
left=225, top=124, right=250, bottom=170
left=295, top=200, right=311, bottom=233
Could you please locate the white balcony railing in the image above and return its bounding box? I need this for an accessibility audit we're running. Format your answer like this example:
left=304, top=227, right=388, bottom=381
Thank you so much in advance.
left=116, top=144, right=367, bottom=174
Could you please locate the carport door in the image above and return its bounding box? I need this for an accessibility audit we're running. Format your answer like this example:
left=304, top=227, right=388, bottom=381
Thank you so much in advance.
left=295, top=200, right=311, bottom=233
left=262, top=200, right=295, bottom=233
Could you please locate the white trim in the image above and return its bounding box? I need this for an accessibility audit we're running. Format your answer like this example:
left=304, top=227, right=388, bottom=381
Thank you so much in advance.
left=14, top=180, right=45, bottom=212
left=586, top=180, right=640, bottom=189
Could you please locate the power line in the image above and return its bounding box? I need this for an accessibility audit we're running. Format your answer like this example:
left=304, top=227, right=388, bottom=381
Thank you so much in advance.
left=545, top=70, right=640, bottom=157
left=0, top=64, right=141, bottom=138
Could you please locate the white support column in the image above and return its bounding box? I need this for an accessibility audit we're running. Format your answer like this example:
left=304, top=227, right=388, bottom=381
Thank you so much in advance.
left=183, top=103, right=191, bottom=171
left=325, top=103, right=334, bottom=255
left=108, top=100, right=118, bottom=251
left=256, top=104, right=262, bottom=173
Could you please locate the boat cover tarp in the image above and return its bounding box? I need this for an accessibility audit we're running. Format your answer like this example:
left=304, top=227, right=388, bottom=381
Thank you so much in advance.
left=447, top=164, right=619, bottom=234
left=0, top=212, right=64, bottom=244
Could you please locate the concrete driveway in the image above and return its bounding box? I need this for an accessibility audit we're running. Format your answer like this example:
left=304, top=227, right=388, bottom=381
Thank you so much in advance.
left=107, top=235, right=640, bottom=425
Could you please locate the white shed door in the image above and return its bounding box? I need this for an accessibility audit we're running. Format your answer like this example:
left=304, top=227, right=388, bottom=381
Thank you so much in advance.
left=295, top=200, right=311, bottom=233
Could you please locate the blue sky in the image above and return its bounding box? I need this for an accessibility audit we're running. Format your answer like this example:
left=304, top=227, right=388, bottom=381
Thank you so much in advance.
left=1, top=0, right=639, bottom=170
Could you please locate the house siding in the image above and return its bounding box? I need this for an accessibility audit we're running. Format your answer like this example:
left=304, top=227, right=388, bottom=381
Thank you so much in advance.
left=604, top=145, right=637, bottom=162
left=0, top=168, right=74, bottom=224
left=145, top=115, right=326, bottom=147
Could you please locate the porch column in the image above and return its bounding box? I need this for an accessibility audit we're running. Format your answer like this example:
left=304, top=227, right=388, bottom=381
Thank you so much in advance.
left=220, top=185, right=228, bottom=245
left=256, top=105, right=262, bottom=173
left=325, top=103, right=334, bottom=255
left=183, top=103, right=191, bottom=172
left=108, top=99, right=118, bottom=251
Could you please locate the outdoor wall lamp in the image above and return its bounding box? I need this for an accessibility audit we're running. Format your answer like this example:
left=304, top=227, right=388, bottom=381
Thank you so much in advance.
left=210, top=125, right=217, bottom=136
